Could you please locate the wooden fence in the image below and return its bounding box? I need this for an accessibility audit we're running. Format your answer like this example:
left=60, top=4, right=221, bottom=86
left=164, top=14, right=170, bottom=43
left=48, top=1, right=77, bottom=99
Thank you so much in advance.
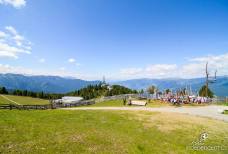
left=0, top=104, right=53, bottom=110
left=211, top=97, right=228, bottom=105
left=53, top=100, right=95, bottom=108
left=0, top=100, right=96, bottom=110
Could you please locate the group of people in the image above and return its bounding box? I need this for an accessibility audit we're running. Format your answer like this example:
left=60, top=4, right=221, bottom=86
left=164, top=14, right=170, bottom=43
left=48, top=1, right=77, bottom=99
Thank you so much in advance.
left=161, top=95, right=211, bottom=105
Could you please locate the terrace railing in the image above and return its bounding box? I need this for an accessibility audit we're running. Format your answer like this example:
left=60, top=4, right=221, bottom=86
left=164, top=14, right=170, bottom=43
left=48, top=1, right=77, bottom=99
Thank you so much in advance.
left=211, top=97, right=228, bottom=105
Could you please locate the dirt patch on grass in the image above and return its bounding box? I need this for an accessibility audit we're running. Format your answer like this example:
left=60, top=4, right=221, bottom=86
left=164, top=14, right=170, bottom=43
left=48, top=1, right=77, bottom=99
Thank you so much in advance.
left=125, top=111, right=228, bottom=134
left=70, top=134, right=87, bottom=143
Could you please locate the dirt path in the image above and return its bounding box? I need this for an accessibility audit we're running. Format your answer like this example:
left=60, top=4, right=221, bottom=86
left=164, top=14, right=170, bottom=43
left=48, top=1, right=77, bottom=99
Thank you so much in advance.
left=62, top=105, right=228, bottom=122
left=0, top=95, right=20, bottom=105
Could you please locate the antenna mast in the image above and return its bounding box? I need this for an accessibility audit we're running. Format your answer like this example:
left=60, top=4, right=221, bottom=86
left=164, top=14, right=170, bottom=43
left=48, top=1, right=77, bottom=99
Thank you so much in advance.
left=205, top=63, right=217, bottom=98
left=102, top=76, right=106, bottom=84
left=205, top=62, right=209, bottom=97
left=215, top=70, right=217, bottom=81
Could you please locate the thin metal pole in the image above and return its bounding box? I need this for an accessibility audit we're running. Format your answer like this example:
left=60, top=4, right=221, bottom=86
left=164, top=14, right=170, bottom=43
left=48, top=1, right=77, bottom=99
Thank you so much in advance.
left=205, top=62, right=209, bottom=98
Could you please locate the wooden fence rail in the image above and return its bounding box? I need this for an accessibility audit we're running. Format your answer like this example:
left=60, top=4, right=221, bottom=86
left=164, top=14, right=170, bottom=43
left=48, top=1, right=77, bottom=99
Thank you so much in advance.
left=0, top=104, right=53, bottom=110
left=0, top=104, right=16, bottom=110
left=53, top=100, right=95, bottom=108
left=0, top=100, right=95, bottom=110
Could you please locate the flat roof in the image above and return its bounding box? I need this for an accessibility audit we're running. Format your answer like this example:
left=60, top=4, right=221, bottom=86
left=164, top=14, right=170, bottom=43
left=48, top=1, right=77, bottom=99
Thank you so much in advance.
left=62, top=96, right=83, bottom=102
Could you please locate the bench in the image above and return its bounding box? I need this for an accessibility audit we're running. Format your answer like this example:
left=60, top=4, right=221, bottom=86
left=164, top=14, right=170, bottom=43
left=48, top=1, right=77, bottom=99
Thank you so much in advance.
left=128, top=100, right=147, bottom=106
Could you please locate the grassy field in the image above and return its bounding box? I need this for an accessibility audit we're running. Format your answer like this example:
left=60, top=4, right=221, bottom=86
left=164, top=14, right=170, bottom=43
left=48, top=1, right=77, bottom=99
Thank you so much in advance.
left=0, top=110, right=227, bottom=154
left=0, top=96, right=12, bottom=105
left=223, top=110, right=228, bottom=114
left=221, top=102, right=228, bottom=106
left=91, top=99, right=125, bottom=107
left=147, top=99, right=171, bottom=107
left=0, top=95, right=49, bottom=105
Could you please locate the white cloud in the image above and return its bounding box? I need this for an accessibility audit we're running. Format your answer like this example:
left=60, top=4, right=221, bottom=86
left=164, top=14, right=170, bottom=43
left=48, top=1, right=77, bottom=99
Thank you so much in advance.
left=5, top=26, right=25, bottom=47
left=5, top=26, right=17, bottom=35
left=145, top=64, right=177, bottom=76
left=0, top=63, right=33, bottom=74
left=67, top=58, right=81, bottom=66
left=189, top=54, right=228, bottom=63
left=182, top=53, right=228, bottom=77
left=39, top=58, right=45, bottom=63
left=120, top=64, right=177, bottom=78
left=179, top=63, right=205, bottom=78
left=0, top=0, right=26, bottom=8
left=119, top=53, right=228, bottom=79
left=0, top=31, right=7, bottom=38
left=68, top=58, right=76, bottom=63
left=14, top=34, right=24, bottom=46
left=0, top=26, right=31, bottom=59
left=0, top=42, right=31, bottom=59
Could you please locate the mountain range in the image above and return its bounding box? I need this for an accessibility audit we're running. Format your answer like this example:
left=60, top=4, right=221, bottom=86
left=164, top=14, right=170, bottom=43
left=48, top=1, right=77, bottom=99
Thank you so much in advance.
left=0, top=73, right=227, bottom=96
left=0, top=73, right=99, bottom=93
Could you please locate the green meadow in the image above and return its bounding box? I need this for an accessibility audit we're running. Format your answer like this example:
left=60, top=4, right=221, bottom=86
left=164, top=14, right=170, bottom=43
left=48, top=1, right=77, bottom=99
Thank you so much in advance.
left=0, top=95, right=49, bottom=105
left=0, top=109, right=228, bottom=154
left=91, top=99, right=125, bottom=107
left=0, top=96, right=12, bottom=105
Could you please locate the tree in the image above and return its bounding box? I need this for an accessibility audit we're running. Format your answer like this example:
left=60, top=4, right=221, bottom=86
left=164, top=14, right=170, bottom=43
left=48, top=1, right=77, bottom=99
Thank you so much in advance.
left=68, top=84, right=137, bottom=100
left=139, top=89, right=144, bottom=94
left=165, top=89, right=170, bottom=94
left=107, top=85, right=137, bottom=96
left=199, top=85, right=214, bottom=98
left=22, top=90, right=28, bottom=96
left=147, top=85, right=156, bottom=94
left=0, top=87, right=8, bottom=94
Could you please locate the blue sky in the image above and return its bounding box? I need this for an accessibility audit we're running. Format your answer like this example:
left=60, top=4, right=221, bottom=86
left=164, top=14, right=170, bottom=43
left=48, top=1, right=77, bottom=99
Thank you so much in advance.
left=0, top=0, right=228, bottom=80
